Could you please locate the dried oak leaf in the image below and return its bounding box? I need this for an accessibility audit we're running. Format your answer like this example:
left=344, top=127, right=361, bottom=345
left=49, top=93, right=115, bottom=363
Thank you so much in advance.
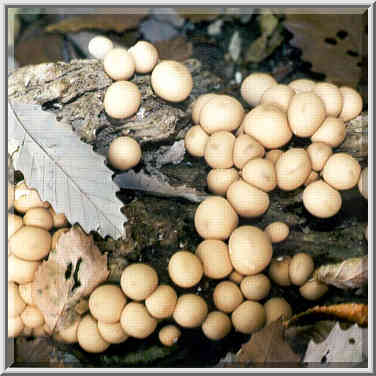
left=283, top=13, right=364, bottom=87
left=236, top=320, right=301, bottom=367
left=155, top=36, right=193, bottom=61
left=46, top=12, right=148, bottom=33
left=32, top=226, right=109, bottom=332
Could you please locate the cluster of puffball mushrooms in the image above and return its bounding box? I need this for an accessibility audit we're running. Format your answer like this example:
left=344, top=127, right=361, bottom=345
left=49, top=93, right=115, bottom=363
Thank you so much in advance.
left=8, top=36, right=368, bottom=354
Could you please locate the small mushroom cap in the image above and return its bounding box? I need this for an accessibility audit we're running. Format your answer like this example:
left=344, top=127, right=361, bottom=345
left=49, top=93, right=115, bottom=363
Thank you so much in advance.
left=14, top=182, right=49, bottom=213
left=261, top=84, right=295, bottom=112
left=173, top=294, right=208, bottom=328
left=151, top=60, right=193, bottom=102
left=23, top=207, right=53, bottom=231
left=8, top=316, right=24, bottom=338
left=184, top=125, right=209, bottom=158
left=275, top=148, right=312, bottom=191
left=232, top=301, right=266, bottom=334
left=339, top=86, right=363, bottom=121
left=8, top=213, right=23, bottom=240
left=303, top=180, right=342, bottom=218
left=51, top=228, right=70, bottom=250
left=58, top=318, right=80, bottom=344
left=288, top=92, right=326, bottom=137
left=120, top=302, right=157, bottom=339
left=304, top=171, right=320, bottom=186
left=104, top=81, right=141, bottom=119
left=313, top=82, right=343, bottom=117
left=264, top=297, right=292, bottom=325
left=241, top=73, right=277, bottom=107
left=311, top=117, right=346, bottom=148
left=89, top=284, right=127, bottom=323
left=8, top=254, right=40, bottom=284
left=108, top=136, right=142, bottom=170
left=204, top=131, right=235, bottom=169
left=213, top=281, right=243, bottom=313
left=358, top=167, right=368, bottom=200
left=288, top=78, right=315, bottom=93
left=194, top=196, right=238, bottom=240
left=98, top=321, right=128, bottom=344
left=168, top=251, right=203, bottom=288
left=268, top=257, right=291, bottom=287
left=242, top=158, right=277, bottom=192
left=299, top=280, right=328, bottom=301
left=322, top=153, right=361, bottom=190
left=159, top=325, right=181, bottom=346
left=145, top=285, right=178, bottom=319
left=207, top=168, right=239, bottom=196
left=202, top=311, right=232, bottom=341
left=289, top=253, right=314, bottom=286
left=128, top=40, right=159, bottom=73
left=306, top=142, right=333, bottom=172
left=233, top=134, right=265, bottom=169
left=264, top=222, right=289, bottom=243
left=103, top=48, right=135, bottom=81
left=88, top=35, right=113, bottom=60
left=200, top=95, right=244, bottom=134
left=20, top=305, right=45, bottom=328
left=265, top=149, right=283, bottom=165
left=240, top=274, right=271, bottom=301
left=229, top=271, right=244, bottom=284
left=226, top=180, right=270, bottom=218
left=77, top=314, right=110, bottom=353
left=9, top=281, right=26, bottom=318
left=48, top=206, right=68, bottom=228
left=195, top=239, right=233, bottom=279
left=243, top=104, right=292, bottom=149
left=121, top=263, right=158, bottom=301
left=191, top=93, right=218, bottom=124
left=229, top=225, right=273, bottom=275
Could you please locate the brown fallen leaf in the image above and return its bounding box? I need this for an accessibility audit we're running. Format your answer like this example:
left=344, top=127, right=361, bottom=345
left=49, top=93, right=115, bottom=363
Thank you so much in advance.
left=313, top=256, right=368, bottom=289
left=155, top=36, right=193, bottom=61
left=237, top=320, right=301, bottom=367
left=32, top=226, right=109, bottom=332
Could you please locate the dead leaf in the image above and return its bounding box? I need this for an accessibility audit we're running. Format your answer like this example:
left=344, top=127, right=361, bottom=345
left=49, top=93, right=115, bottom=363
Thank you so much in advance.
left=237, top=320, right=301, bottom=367
left=284, top=13, right=364, bottom=87
left=313, top=256, right=368, bottom=289
left=32, top=226, right=109, bottom=332
left=46, top=12, right=148, bottom=33
left=155, top=36, right=193, bottom=61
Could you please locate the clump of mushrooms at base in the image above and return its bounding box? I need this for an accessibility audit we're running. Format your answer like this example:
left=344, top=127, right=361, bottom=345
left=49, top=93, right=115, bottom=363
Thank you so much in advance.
left=8, top=36, right=367, bottom=354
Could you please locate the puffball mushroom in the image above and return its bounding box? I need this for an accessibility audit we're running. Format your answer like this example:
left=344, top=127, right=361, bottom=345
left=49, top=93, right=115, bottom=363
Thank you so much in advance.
left=233, top=134, right=265, bottom=169
left=121, top=263, right=158, bottom=301
left=128, top=40, right=159, bottom=74
left=120, top=302, right=157, bottom=339
left=322, top=153, right=361, bottom=190
left=159, top=325, right=181, bottom=347
left=306, top=142, right=333, bottom=172
left=264, top=297, right=292, bottom=325
left=229, top=271, right=244, bottom=285
left=229, top=225, right=273, bottom=276
left=9, top=281, right=26, bottom=318
left=14, top=182, right=49, bottom=213
left=242, top=158, right=277, bottom=192
left=358, top=167, right=368, bottom=199
left=8, top=183, right=14, bottom=210
left=275, top=148, right=312, bottom=191
left=204, top=131, right=235, bottom=169
left=108, top=136, right=142, bottom=171
left=199, top=95, right=244, bottom=134
left=265, top=149, right=283, bottom=165
left=288, top=92, right=326, bottom=137
left=151, top=60, right=193, bottom=102
left=240, top=274, right=271, bottom=301
left=8, top=213, right=23, bottom=240
left=8, top=316, right=24, bottom=338
left=202, top=311, right=232, bottom=341
left=20, top=305, right=44, bottom=328
left=145, top=285, right=178, bottom=319
left=103, top=48, right=135, bottom=81
left=184, top=125, right=209, bottom=158
left=289, top=253, right=314, bottom=286
left=48, top=207, right=69, bottom=228
left=207, top=168, right=239, bottom=196
left=88, top=35, right=113, bottom=60
left=23, top=207, right=53, bottom=231
left=194, top=196, right=238, bottom=240
left=288, top=78, right=316, bottom=93
left=231, top=301, right=266, bottom=334
left=9, top=226, right=51, bottom=261
left=339, top=86, right=363, bottom=121
left=243, top=104, right=292, bottom=149
left=313, top=82, right=343, bottom=117
left=8, top=254, right=40, bottom=284
left=268, top=257, right=291, bottom=287
left=97, top=321, right=128, bottom=344
left=77, top=314, right=110, bottom=353
left=299, top=280, right=328, bottom=301
left=51, top=228, right=70, bottom=250
left=191, top=93, right=218, bottom=124
left=304, top=171, right=319, bottom=186
left=195, top=240, right=233, bottom=279
left=240, top=72, right=277, bottom=107
left=168, top=251, right=203, bottom=288
left=311, top=117, right=346, bottom=148
left=264, top=222, right=289, bottom=243
left=56, top=319, right=80, bottom=344
left=303, top=180, right=342, bottom=218
left=104, top=81, right=141, bottom=119
left=261, top=84, right=295, bottom=112
left=173, top=294, right=208, bottom=328
left=89, top=284, right=127, bottom=323
left=226, top=180, right=270, bottom=218
left=213, top=281, right=243, bottom=313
